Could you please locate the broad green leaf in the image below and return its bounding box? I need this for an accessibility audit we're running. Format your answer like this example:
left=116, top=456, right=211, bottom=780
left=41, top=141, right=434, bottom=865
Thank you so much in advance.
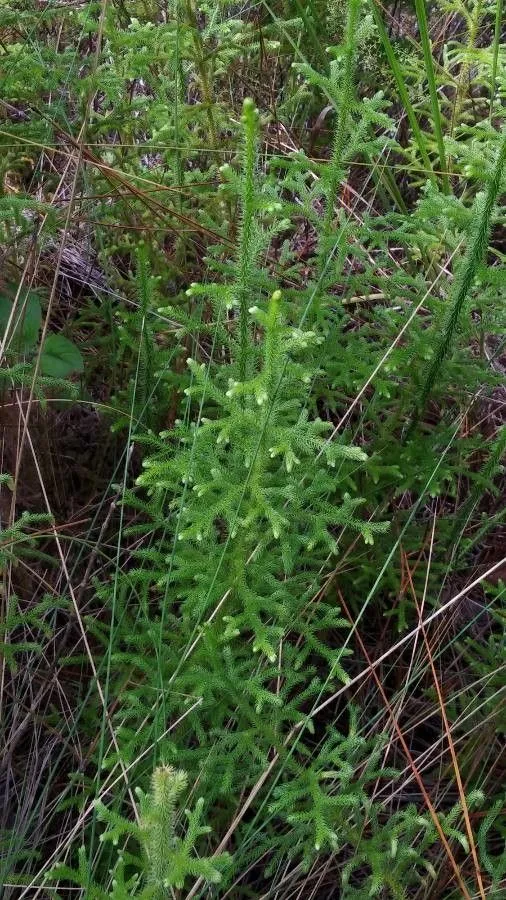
left=40, top=334, right=84, bottom=378
left=0, top=289, right=42, bottom=353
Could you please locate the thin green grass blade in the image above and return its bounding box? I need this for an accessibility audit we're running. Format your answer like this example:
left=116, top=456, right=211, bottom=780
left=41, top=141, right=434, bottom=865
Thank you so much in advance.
left=414, top=0, right=450, bottom=193
left=370, top=0, right=437, bottom=188
left=289, top=0, right=329, bottom=71
left=363, top=146, right=408, bottom=213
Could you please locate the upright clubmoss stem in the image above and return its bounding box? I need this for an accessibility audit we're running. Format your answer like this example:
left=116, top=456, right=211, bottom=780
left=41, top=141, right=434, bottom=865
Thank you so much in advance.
left=184, top=0, right=218, bottom=147
left=449, top=0, right=484, bottom=147
left=418, top=128, right=506, bottom=413
left=236, top=99, right=259, bottom=389
left=311, top=0, right=360, bottom=324
left=324, top=0, right=360, bottom=232
left=489, top=0, right=503, bottom=122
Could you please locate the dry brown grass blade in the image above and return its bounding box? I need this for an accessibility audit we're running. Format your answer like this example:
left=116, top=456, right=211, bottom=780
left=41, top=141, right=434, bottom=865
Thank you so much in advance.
left=337, top=589, right=472, bottom=900
left=39, top=111, right=238, bottom=248
left=308, top=555, right=506, bottom=724
left=403, top=553, right=486, bottom=900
